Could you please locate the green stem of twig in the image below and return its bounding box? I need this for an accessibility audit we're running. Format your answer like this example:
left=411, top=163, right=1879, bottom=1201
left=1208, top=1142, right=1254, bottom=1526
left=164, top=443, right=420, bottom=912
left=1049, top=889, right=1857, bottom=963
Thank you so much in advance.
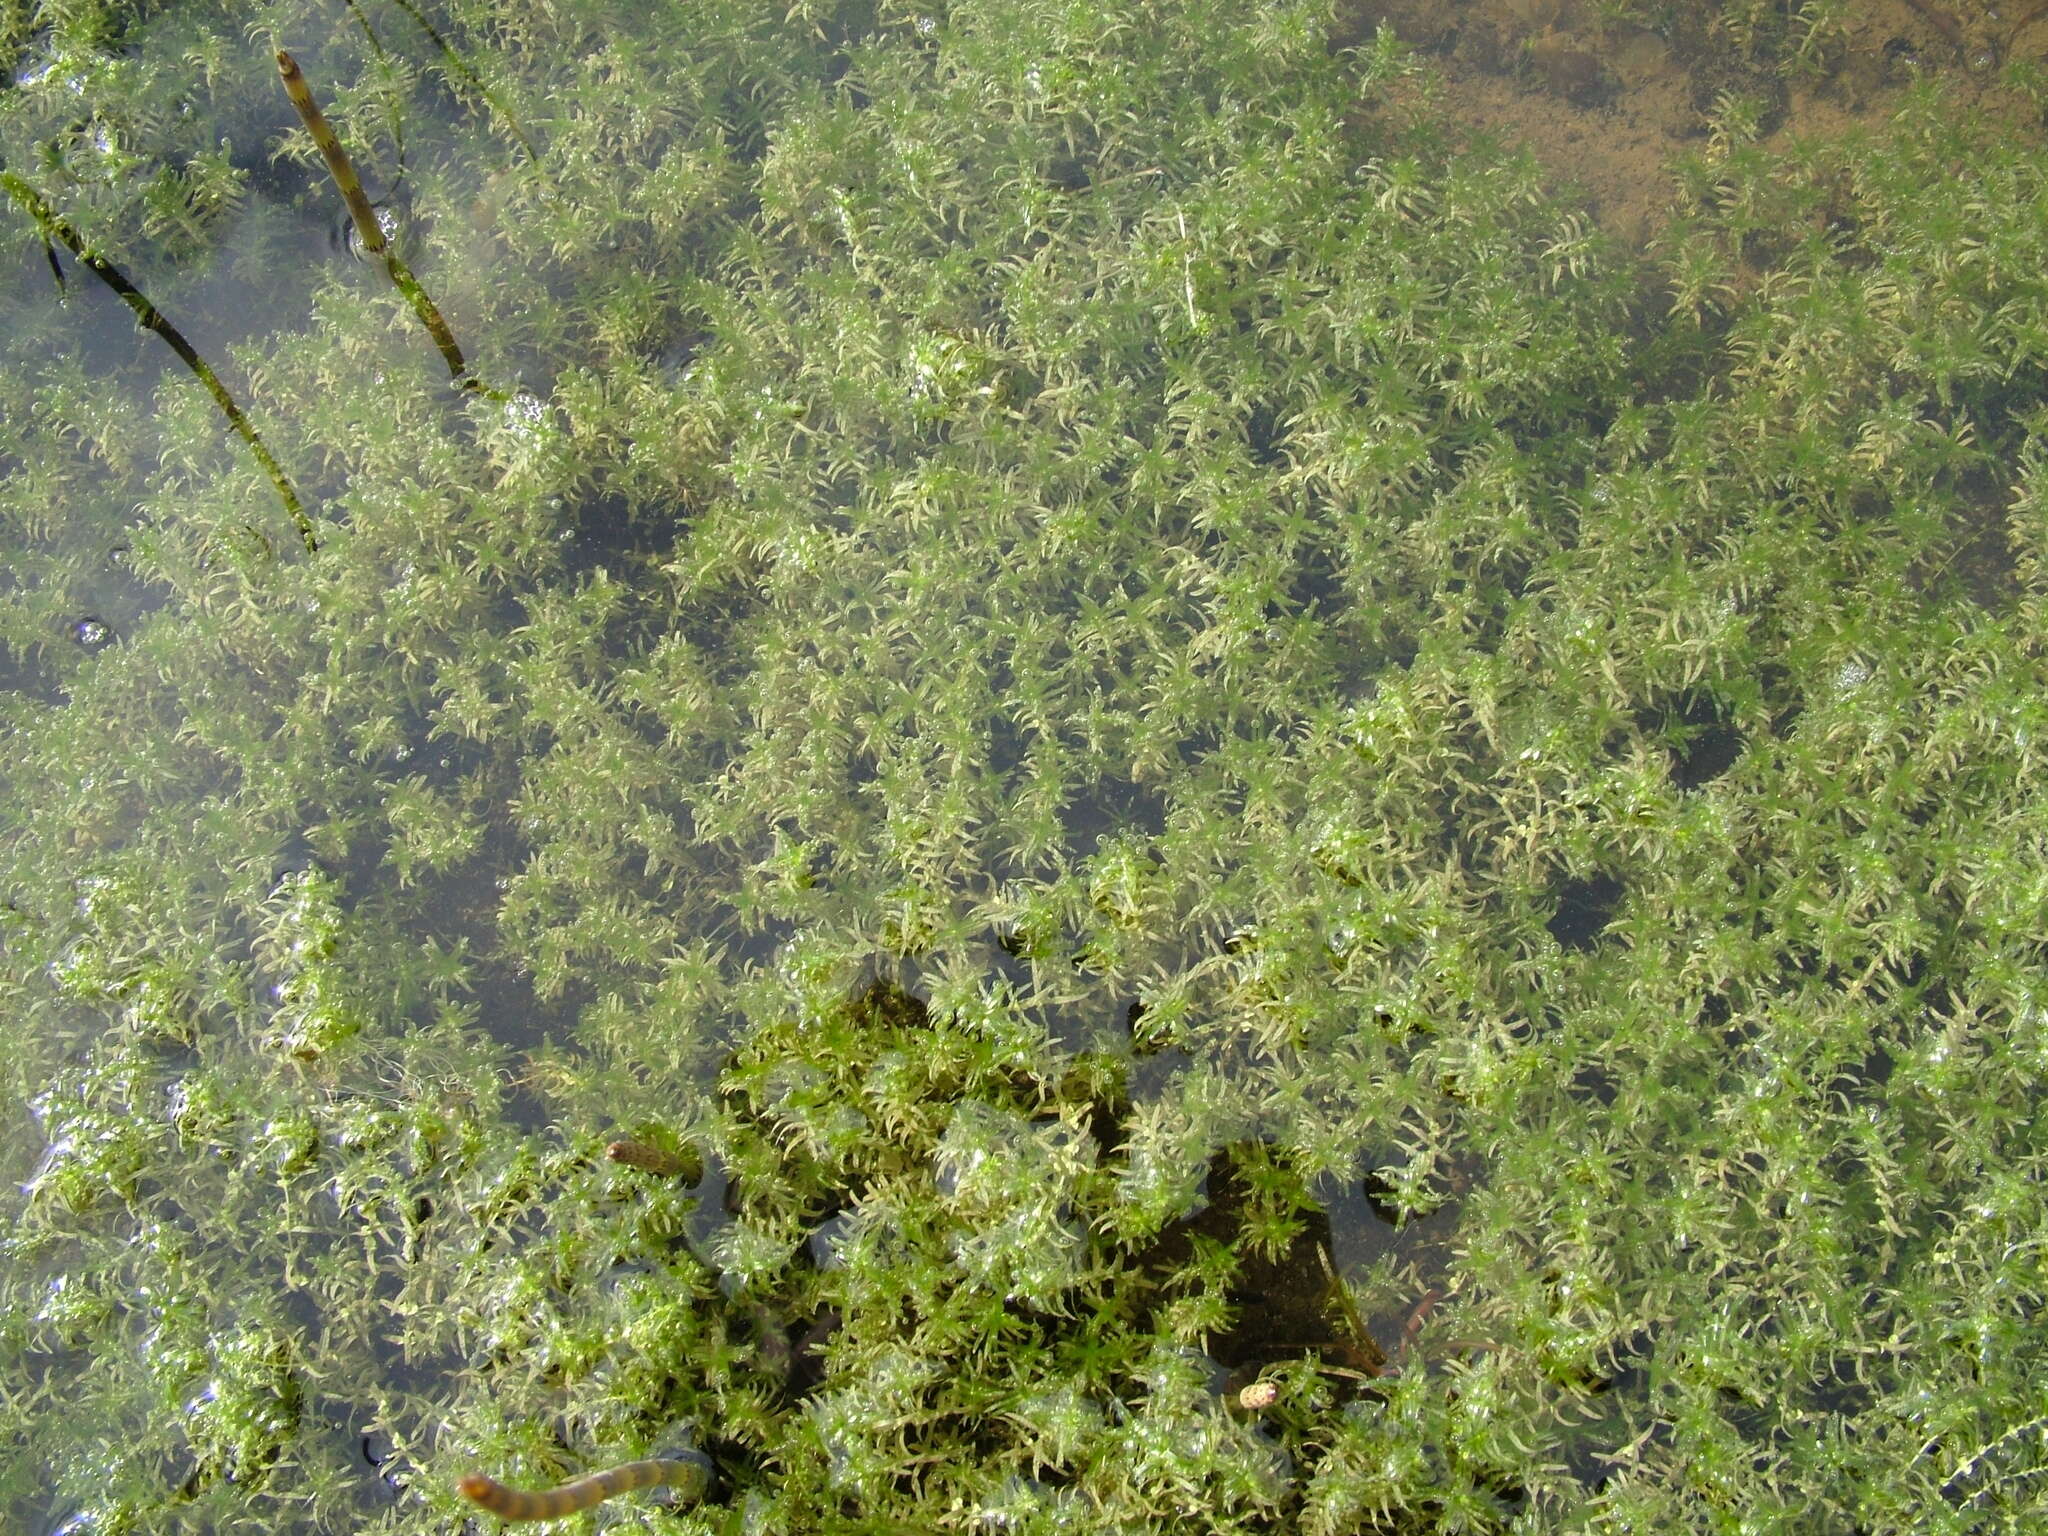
left=0, top=168, right=315, bottom=552
left=340, top=0, right=409, bottom=194
left=381, top=0, right=543, bottom=165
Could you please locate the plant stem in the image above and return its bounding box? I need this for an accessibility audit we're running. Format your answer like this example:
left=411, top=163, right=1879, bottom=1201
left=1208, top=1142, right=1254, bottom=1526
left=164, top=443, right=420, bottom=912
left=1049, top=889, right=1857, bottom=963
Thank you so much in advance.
left=276, top=49, right=497, bottom=397
left=0, top=167, right=314, bottom=551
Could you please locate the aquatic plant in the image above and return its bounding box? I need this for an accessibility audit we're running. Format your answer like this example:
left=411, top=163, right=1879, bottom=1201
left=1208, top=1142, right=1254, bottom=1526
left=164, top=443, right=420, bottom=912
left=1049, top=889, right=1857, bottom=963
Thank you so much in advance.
left=2, top=0, right=2047, bottom=1533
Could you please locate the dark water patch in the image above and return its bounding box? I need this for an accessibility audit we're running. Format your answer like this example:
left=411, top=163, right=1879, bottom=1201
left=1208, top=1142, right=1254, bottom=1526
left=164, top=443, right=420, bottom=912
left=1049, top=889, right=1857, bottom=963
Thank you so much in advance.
left=1069, top=776, right=1168, bottom=847
left=1244, top=402, right=1284, bottom=467
left=1569, top=1060, right=1618, bottom=1108
left=1357, top=1168, right=1406, bottom=1230
left=1635, top=687, right=1745, bottom=789
left=553, top=490, right=688, bottom=586
left=1760, top=662, right=1804, bottom=740
left=1562, top=1344, right=1663, bottom=1494
left=1334, top=1161, right=1467, bottom=1290
left=1546, top=872, right=1624, bottom=951
left=1926, top=459, right=2023, bottom=612
left=1122, top=997, right=1170, bottom=1059
left=1043, top=156, right=1093, bottom=193
left=0, top=638, right=63, bottom=703
left=1137, top=1145, right=1386, bottom=1385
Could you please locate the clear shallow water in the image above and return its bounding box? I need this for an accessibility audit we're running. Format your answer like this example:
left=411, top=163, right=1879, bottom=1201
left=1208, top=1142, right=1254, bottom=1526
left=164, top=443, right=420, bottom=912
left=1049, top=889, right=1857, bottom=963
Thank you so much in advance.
left=5, top=2, right=2048, bottom=1532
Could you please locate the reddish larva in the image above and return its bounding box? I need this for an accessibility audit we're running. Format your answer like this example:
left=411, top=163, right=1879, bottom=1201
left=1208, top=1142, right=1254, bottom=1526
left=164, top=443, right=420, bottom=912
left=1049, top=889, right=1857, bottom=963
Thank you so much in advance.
left=457, top=1456, right=707, bottom=1521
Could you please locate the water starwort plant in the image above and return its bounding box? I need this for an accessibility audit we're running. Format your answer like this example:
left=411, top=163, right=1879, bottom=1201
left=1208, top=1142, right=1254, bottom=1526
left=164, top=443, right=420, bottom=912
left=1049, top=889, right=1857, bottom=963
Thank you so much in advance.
left=3, top=1, right=2048, bottom=1533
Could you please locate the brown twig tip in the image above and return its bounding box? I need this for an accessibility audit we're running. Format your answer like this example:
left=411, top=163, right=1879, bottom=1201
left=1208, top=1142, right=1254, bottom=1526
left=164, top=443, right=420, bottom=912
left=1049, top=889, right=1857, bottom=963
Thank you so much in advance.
left=276, top=47, right=487, bottom=392
left=275, top=50, right=387, bottom=257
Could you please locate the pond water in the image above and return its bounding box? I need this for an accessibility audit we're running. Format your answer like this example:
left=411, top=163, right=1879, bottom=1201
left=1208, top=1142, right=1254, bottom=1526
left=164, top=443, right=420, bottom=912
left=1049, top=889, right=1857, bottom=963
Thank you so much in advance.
left=4, top=2, right=2048, bottom=1533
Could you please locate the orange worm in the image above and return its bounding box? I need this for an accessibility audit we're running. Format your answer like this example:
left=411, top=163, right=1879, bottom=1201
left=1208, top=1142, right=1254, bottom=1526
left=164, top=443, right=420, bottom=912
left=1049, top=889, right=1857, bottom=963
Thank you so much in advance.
left=457, top=1456, right=706, bottom=1521
left=1395, top=1285, right=1443, bottom=1363
left=1368, top=1286, right=1446, bottom=1379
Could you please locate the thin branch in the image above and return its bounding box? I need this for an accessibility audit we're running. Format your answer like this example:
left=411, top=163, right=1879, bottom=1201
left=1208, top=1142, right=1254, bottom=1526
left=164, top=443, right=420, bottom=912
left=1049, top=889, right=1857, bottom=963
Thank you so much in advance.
left=380, top=0, right=543, bottom=165
left=0, top=167, right=314, bottom=551
left=277, top=49, right=498, bottom=397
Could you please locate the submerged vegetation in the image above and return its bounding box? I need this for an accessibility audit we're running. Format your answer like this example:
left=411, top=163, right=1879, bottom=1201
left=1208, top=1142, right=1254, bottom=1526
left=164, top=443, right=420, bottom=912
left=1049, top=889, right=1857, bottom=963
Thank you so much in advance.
left=2, top=0, right=2048, bottom=1531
